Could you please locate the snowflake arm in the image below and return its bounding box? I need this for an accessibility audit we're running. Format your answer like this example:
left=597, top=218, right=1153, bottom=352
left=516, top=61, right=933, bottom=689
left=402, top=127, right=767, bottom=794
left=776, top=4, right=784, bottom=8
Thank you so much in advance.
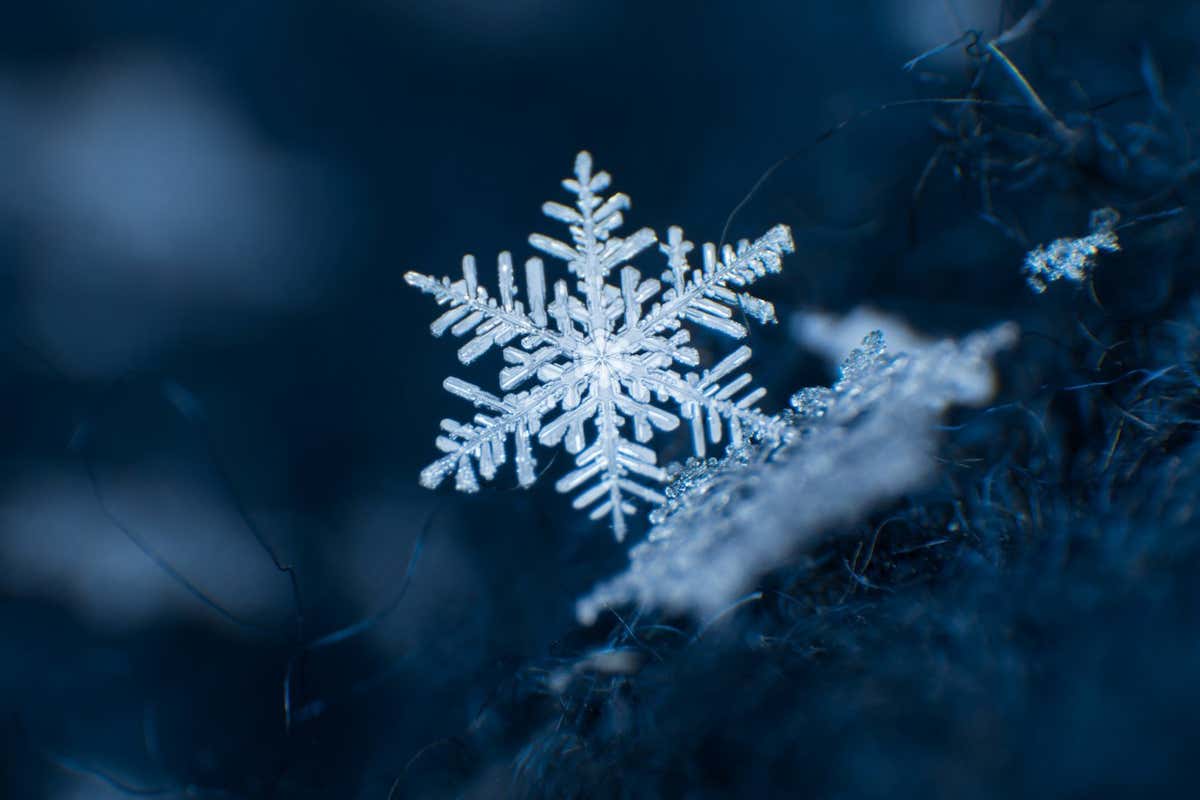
left=416, top=378, right=560, bottom=493
left=631, top=223, right=794, bottom=345
left=404, top=253, right=569, bottom=373
left=528, top=152, right=658, bottom=289
left=549, top=388, right=670, bottom=542
left=640, top=347, right=791, bottom=455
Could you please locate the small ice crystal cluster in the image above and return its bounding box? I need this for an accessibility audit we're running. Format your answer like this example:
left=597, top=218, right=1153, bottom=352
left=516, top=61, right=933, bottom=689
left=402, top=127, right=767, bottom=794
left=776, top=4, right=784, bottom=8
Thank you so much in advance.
left=1023, top=208, right=1121, bottom=293
left=576, top=318, right=1018, bottom=623
left=405, top=152, right=793, bottom=540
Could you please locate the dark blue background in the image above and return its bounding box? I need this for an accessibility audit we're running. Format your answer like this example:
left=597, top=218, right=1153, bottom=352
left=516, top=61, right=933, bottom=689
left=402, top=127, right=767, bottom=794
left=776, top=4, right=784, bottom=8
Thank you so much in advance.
left=2, top=2, right=1198, bottom=797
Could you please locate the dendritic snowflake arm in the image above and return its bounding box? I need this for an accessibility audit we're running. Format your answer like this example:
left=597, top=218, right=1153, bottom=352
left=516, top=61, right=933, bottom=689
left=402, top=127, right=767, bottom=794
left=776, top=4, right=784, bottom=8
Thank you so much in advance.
left=403, top=252, right=569, bottom=372
left=417, top=379, right=561, bottom=493
left=528, top=151, right=658, bottom=286
left=648, top=348, right=790, bottom=455
left=404, top=150, right=794, bottom=538
left=634, top=223, right=794, bottom=343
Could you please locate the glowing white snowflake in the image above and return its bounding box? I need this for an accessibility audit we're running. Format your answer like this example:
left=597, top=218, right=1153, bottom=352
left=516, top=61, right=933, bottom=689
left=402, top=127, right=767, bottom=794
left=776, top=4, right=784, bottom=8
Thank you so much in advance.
left=405, top=152, right=793, bottom=539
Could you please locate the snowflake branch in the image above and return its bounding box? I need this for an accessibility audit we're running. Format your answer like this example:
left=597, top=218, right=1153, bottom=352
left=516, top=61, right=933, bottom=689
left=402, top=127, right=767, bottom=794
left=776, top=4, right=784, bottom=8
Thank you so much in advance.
left=640, top=349, right=789, bottom=455
left=419, top=379, right=561, bottom=493
left=404, top=254, right=570, bottom=364
left=632, top=224, right=794, bottom=342
left=552, top=392, right=668, bottom=541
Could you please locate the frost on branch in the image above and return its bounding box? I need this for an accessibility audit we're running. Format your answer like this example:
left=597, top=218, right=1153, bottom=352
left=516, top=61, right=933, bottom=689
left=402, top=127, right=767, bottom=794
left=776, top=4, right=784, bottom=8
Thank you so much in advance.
left=1023, top=208, right=1121, bottom=293
left=404, top=152, right=794, bottom=539
left=576, top=319, right=1018, bottom=623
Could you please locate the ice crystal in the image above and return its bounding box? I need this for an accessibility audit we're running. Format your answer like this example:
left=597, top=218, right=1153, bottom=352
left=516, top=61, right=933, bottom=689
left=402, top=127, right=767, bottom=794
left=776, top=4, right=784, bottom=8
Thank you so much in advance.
left=405, top=152, right=794, bottom=539
left=1023, top=208, right=1121, bottom=293
left=577, top=320, right=1018, bottom=622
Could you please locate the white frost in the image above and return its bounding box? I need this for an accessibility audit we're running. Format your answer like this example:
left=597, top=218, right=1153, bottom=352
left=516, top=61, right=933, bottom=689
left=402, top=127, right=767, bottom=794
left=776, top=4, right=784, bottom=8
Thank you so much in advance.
left=576, top=321, right=1018, bottom=622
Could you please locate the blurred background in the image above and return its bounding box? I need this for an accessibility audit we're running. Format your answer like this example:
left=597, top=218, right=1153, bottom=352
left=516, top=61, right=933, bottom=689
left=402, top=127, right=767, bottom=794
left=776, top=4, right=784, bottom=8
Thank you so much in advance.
left=1, top=1, right=1198, bottom=797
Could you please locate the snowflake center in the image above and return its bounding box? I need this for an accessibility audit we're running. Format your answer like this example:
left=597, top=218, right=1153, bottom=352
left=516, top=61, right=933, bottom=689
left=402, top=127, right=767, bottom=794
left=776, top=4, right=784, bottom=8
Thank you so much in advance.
left=577, top=337, right=625, bottom=384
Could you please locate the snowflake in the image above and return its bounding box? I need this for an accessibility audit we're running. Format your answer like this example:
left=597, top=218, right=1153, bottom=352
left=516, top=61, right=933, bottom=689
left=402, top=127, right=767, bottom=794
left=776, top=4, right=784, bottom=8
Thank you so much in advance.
left=404, top=151, right=794, bottom=539
left=1023, top=207, right=1121, bottom=293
